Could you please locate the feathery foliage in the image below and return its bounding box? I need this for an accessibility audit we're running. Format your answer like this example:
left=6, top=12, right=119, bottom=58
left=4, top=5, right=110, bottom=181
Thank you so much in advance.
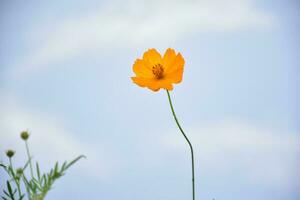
left=0, top=131, right=84, bottom=200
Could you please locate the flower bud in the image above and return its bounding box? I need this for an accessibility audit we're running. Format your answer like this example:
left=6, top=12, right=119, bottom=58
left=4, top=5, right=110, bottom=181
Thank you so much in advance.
left=20, top=131, right=30, bottom=140
left=6, top=150, right=15, bottom=158
left=16, top=168, right=23, bottom=175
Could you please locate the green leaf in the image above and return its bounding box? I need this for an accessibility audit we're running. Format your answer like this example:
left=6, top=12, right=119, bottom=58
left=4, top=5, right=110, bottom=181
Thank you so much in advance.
left=36, top=162, right=41, bottom=182
left=54, top=162, right=58, bottom=173
left=2, top=196, right=8, bottom=200
left=3, top=190, right=10, bottom=197
left=0, top=163, right=7, bottom=169
left=6, top=181, right=14, bottom=200
left=64, top=155, right=86, bottom=170
left=61, top=161, right=67, bottom=171
left=18, top=194, right=25, bottom=200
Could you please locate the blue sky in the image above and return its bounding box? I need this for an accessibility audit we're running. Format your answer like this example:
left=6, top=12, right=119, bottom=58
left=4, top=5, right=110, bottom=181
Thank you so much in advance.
left=0, top=0, right=299, bottom=199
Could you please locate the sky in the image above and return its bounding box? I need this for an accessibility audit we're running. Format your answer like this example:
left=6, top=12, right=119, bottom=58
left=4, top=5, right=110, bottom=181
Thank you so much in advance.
left=0, top=0, right=299, bottom=199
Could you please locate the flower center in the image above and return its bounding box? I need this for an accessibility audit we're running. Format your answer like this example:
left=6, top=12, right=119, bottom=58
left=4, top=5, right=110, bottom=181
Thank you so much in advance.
left=152, top=64, right=164, bottom=79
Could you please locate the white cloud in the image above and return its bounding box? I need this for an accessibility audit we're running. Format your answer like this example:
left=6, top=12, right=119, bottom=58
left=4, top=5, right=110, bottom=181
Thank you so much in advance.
left=160, top=119, right=300, bottom=188
left=17, top=0, right=273, bottom=72
left=0, top=95, right=119, bottom=181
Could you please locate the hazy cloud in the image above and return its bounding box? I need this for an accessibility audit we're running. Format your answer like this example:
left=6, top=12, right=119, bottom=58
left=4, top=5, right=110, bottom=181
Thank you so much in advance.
left=17, top=0, right=274, bottom=71
left=161, top=119, right=300, bottom=188
left=0, top=95, right=120, bottom=181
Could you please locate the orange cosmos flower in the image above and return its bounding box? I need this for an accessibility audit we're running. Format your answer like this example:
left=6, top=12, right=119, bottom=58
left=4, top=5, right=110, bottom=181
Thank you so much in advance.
left=131, top=48, right=185, bottom=91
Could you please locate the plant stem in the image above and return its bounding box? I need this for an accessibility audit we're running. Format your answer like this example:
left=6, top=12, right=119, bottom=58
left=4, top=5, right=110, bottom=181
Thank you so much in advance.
left=166, top=90, right=195, bottom=200
left=9, top=158, right=22, bottom=198
left=9, top=158, right=13, bottom=171
left=22, top=174, right=32, bottom=200
left=25, top=140, right=34, bottom=179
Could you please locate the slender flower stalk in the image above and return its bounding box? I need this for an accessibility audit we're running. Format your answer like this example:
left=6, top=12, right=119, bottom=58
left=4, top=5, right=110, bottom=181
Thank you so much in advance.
left=166, top=90, right=195, bottom=200
left=9, top=157, right=22, bottom=198
left=21, top=131, right=34, bottom=179
left=25, top=140, right=34, bottom=178
left=9, top=157, right=13, bottom=171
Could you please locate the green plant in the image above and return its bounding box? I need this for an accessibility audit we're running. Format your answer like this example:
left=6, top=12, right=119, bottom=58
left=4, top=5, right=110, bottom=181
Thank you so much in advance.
left=1, top=131, right=85, bottom=200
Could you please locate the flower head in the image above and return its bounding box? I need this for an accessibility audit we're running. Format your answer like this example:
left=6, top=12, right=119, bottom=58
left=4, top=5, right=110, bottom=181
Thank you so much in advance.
left=131, top=48, right=185, bottom=91
left=16, top=168, right=23, bottom=175
left=6, top=149, right=15, bottom=158
left=20, top=131, right=30, bottom=140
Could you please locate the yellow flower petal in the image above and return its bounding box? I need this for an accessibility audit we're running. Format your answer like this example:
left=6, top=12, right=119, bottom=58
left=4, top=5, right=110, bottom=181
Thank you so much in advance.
left=162, top=48, right=177, bottom=70
left=143, top=49, right=162, bottom=66
left=133, top=59, right=153, bottom=78
left=158, top=79, right=174, bottom=90
left=165, top=67, right=184, bottom=83
left=165, top=53, right=184, bottom=74
left=131, top=77, right=151, bottom=87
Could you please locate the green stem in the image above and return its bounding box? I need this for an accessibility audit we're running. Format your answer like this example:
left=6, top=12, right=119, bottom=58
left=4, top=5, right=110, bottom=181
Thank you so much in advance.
left=9, top=158, right=13, bottom=171
left=22, top=174, right=32, bottom=200
left=25, top=140, right=34, bottom=179
left=9, top=158, right=22, bottom=198
left=166, top=90, right=195, bottom=200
